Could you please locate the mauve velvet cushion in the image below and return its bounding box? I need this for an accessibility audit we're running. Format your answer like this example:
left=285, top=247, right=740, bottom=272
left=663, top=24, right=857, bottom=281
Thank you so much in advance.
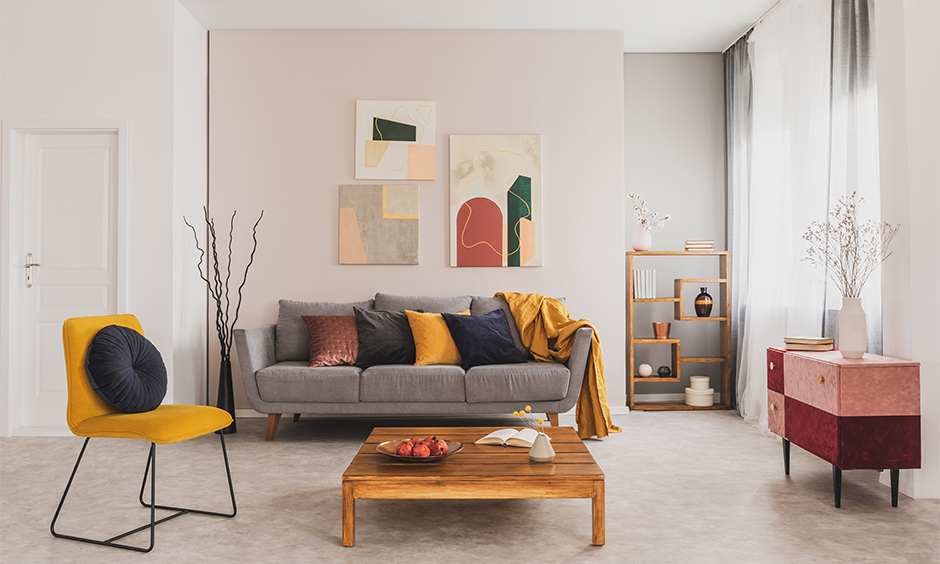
left=84, top=325, right=167, bottom=413
left=301, top=315, right=359, bottom=367
left=354, top=307, right=417, bottom=367
left=442, top=309, right=527, bottom=369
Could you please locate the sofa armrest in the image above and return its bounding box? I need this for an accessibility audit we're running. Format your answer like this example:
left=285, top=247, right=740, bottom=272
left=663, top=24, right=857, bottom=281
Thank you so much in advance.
left=233, top=325, right=277, bottom=411
left=559, top=326, right=593, bottom=412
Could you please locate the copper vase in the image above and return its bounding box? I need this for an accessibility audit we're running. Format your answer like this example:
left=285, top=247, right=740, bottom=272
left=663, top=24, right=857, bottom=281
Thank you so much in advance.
left=652, top=322, right=671, bottom=339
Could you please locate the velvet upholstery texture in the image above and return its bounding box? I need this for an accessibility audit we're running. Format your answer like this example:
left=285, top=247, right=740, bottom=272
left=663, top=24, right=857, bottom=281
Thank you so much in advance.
left=405, top=309, right=469, bottom=366
left=276, top=299, right=374, bottom=362
left=354, top=307, right=417, bottom=367
left=85, top=325, right=167, bottom=413
left=441, top=309, right=527, bottom=369
left=301, top=315, right=358, bottom=367
left=62, top=315, right=232, bottom=443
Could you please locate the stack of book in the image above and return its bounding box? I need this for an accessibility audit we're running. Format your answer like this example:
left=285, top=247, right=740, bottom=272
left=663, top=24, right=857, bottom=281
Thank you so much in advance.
left=633, top=269, right=656, bottom=299
left=685, top=240, right=715, bottom=252
left=784, top=337, right=835, bottom=351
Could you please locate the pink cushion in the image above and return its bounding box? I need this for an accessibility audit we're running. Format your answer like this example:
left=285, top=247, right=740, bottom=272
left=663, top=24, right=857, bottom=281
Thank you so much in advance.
left=301, top=315, right=358, bottom=367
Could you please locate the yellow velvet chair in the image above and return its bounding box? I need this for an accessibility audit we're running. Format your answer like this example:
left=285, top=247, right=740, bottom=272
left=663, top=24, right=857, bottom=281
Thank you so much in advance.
left=51, top=314, right=236, bottom=552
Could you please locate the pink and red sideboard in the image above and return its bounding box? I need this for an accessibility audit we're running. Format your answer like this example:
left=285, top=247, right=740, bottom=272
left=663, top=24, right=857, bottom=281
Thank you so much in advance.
left=766, top=348, right=921, bottom=507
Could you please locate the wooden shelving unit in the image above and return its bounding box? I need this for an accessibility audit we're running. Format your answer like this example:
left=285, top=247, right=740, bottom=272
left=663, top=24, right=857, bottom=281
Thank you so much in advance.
left=627, top=251, right=731, bottom=411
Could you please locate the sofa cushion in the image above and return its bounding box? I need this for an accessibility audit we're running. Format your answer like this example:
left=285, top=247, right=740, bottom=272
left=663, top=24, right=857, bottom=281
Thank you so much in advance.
left=374, top=292, right=472, bottom=314
left=406, top=309, right=469, bottom=366
left=354, top=307, right=416, bottom=367
left=359, top=365, right=467, bottom=402
left=301, top=315, right=358, bottom=367
left=470, top=296, right=527, bottom=355
left=276, top=299, right=374, bottom=362
left=256, top=362, right=361, bottom=403
left=442, top=309, right=528, bottom=369
left=465, top=361, right=570, bottom=403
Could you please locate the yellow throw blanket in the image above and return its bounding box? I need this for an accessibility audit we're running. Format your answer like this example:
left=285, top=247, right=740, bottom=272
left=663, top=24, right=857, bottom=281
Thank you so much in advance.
left=496, top=292, right=621, bottom=439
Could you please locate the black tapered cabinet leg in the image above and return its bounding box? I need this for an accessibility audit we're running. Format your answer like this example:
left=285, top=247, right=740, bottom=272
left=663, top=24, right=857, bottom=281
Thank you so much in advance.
left=783, top=439, right=790, bottom=475
left=890, top=469, right=900, bottom=507
left=832, top=465, right=842, bottom=508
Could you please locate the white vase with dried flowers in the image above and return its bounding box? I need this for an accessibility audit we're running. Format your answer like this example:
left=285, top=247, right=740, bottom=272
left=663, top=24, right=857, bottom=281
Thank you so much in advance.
left=628, top=193, right=670, bottom=252
left=803, top=192, right=899, bottom=359
left=514, top=405, right=554, bottom=462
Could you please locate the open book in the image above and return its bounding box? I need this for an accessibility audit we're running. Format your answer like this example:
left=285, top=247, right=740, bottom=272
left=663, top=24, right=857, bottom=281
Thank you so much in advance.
left=475, top=428, right=541, bottom=448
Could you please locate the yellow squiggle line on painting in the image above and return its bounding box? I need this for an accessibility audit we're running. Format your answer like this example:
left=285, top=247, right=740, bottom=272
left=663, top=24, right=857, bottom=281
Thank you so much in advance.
left=345, top=190, right=371, bottom=264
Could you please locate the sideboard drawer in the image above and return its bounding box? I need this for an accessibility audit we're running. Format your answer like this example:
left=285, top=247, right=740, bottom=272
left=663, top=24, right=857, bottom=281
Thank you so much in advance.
left=767, top=348, right=785, bottom=393
left=768, top=390, right=785, bottom=438
left=786, top=354, right=840, bottom=415
left=785, top=397, right=838, bottom=466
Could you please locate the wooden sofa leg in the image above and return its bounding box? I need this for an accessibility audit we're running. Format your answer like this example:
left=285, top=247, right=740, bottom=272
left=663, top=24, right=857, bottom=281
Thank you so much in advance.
left=548, top=413, right=559, bottom=427
left=265, top=413, right=282, bottom=441
left=293, top=413, right=301, bottom=423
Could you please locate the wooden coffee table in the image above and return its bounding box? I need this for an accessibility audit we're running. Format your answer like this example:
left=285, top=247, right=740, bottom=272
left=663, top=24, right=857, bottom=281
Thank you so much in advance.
left=342, top=426, right=605, bottom=546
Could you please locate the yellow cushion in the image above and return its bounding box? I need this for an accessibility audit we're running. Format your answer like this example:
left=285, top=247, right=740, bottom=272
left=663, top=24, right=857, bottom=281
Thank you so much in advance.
left=406, top=309, right=470, bottom=366
left=72, top=404, right=233, bottom=444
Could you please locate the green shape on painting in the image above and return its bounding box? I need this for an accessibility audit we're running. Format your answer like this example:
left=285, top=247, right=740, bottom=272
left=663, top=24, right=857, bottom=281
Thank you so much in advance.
left=373, top=118, right=417, bottom=142
left=506, top=175, right=532, bottom=267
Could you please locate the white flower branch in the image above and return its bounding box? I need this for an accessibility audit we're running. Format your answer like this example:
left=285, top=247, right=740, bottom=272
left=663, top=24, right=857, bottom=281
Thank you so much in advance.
left=628, top=193, right=670, bottom=229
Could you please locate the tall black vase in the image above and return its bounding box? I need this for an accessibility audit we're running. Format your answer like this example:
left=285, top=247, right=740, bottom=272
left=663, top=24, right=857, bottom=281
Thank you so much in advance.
left=217, top=359, right=237, bottom=434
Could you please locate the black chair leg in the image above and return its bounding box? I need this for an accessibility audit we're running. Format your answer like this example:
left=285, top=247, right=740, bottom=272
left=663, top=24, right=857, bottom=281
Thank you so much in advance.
left=890, top=469, right=900, bottom=507
left=832, top=465, right=842, bottom=508
left=783, top=439, right=790, bottom=475
left=50, top=434, right=236, bottom=552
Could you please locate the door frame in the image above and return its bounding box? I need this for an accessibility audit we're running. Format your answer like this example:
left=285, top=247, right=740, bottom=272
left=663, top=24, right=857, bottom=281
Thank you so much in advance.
left=0, top=119, right=129, bottom=436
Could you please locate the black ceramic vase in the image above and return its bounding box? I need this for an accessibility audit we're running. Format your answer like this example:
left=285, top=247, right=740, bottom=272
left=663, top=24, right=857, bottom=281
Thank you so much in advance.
left=694, top=287, right=713, bottom=317
left=657, top=366, right=672, bottom=377
left=217, top=359, right=237, bottom=434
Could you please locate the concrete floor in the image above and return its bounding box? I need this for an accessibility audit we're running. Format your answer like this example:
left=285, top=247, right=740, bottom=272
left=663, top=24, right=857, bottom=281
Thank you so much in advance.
left=1, top=411, right=937, bottom=563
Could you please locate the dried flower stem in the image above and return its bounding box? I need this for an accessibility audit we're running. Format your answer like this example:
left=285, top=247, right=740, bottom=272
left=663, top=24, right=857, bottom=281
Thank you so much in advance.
left=802, top=192, right=898, bottom=298
left=628, top=193, right=670, bottom=229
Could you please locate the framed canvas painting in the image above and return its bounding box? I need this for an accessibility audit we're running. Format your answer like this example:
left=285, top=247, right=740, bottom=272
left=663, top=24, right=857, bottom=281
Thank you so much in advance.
left=339, top=184, right=419, bottom=265
left=355, top=101, right=435, bottom=180
left=449, top=135, right=541, bottom=267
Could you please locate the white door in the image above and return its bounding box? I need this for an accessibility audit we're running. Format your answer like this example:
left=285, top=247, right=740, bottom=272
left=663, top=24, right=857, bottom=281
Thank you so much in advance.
left=15, top=130, right=120, bottom=433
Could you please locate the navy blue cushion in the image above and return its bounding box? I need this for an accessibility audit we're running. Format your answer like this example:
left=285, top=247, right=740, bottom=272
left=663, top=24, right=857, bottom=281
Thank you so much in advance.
left=85, top=325, right=167, bottom=413
left=442, top=309, right=527, bottom=369
left=354, top=307, right=417, bottom=368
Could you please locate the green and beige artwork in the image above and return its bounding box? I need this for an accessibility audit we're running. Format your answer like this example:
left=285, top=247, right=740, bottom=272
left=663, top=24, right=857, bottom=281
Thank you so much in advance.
left=339, top=184, right=419, bottom=264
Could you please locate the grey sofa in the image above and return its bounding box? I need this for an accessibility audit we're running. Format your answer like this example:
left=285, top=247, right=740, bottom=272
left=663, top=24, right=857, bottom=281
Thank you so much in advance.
left=233, top=293, right=592, bottom=440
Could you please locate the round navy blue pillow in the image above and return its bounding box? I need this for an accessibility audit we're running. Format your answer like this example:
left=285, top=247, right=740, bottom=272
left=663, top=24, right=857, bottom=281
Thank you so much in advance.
left=85, top=325, right=167, bottom=413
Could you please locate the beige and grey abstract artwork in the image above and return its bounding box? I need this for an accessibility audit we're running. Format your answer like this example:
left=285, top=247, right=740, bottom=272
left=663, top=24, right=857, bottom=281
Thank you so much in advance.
left=339, top=184, right=419, bottom=264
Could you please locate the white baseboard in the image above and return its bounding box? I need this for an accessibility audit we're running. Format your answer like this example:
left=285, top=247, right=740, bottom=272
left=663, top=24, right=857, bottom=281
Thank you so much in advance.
left=879, top=469, right=940, bottom=500
left=12, top=426, right=71, bottom=437
left=634, top=392, right=720, bottom=403
left=234, top=406, right=631, bottom=418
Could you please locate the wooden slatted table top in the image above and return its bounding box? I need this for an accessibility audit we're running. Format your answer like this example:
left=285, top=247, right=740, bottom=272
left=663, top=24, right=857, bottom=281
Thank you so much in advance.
left=343, top=426, right=603, bottom=480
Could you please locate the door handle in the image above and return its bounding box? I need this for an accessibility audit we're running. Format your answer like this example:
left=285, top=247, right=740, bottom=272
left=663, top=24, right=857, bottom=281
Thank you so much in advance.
left=25, top=253, right=41, bottom=288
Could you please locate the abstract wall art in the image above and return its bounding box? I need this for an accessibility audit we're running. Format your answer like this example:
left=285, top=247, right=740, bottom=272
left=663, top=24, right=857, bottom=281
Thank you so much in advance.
left=449, top=135, right=542, bottom=267
left=339, top=184, right=419, bottom=265
left=355, top=100, right=436, bottom=180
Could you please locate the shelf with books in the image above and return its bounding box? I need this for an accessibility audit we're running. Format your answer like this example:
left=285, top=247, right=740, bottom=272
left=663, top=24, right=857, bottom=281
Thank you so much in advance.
left=627, top=251, right=731, bottom=411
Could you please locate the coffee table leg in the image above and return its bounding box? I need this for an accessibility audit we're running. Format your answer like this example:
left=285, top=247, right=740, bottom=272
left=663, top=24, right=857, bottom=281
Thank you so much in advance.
left=342, top=481, right=355, bottom=546
left=592, top=480, right=605, bottom=546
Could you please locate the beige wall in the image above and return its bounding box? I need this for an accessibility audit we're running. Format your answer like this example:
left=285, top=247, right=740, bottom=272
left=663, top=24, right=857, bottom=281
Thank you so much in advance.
left=623, top=53, right=727, bottom=400
left=876, top=0, right=940, bottom=499
left=208, top=30, right=627, bottom=410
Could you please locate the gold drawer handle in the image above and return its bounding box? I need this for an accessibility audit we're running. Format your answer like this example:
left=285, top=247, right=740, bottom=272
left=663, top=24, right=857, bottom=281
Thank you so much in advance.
left=770, top=403, right=776, bottom=411
left=817, top=375, right=825, bottom=384
left=769, top=362, right=775, bottom=370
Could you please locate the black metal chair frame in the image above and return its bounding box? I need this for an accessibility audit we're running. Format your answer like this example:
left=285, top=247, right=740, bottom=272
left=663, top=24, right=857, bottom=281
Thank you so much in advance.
left=50, top=432, right=236, bottom=553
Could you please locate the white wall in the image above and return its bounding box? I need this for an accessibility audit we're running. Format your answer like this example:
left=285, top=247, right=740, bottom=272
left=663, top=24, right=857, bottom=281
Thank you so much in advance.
left=172, top=2, right=209, bottom=404
left=0, top=0, right=210, bottom=426
left=623, top=53, right=727, bottom=400
left=876, top=0, right=940, bottom=499
left=208, top=30, right=627, bottom=410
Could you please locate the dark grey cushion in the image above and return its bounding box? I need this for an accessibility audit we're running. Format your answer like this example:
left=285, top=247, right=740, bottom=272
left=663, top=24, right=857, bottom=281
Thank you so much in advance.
left=465, top=361, right=570, bottom=403
left=374, top=292, right=472, bottom=314
left=276, top=299, right=374, bottom=362
left=360, top=365, right=467, bottom=402
left=256, top=362, right=361, bottom=403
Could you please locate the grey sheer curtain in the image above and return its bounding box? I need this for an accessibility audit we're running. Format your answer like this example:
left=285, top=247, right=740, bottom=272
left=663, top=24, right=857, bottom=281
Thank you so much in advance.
left=724, top=33, right=752, bottom=411
left=725, top=0, right=881, bottom=423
